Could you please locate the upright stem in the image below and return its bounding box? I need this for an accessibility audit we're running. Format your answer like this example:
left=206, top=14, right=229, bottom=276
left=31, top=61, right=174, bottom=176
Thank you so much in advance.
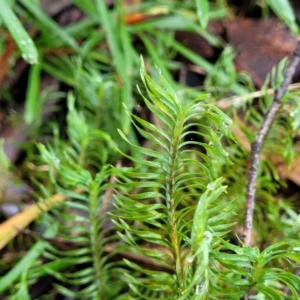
left=90, top=180, right=105, bottom=300
left=166, top=115, right=185, bottom=290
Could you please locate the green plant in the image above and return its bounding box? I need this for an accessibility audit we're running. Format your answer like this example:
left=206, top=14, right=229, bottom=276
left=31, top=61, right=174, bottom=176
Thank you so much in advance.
left=110, top=60, right=300, bottom=299
left=2, top=59, right=300, bottom=299
left=112, top=58, right=234, bottom=298
left=1, top=1, right=300, bottom=299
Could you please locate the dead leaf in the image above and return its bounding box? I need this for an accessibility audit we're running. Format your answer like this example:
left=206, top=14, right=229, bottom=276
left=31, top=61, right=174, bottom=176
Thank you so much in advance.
left=226, top=18, right=298, bottom=88
left=175, top=21, right=224, bottom=61
left=0, top=37, right=16, bottom=86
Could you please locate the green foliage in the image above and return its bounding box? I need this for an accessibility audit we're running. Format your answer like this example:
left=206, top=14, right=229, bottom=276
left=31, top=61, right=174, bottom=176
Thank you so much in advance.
left=110, top=60, right=300, bottom=299
left=0, top=0, right=38, bottom=64
left=112, top=58, right=234, bottom=298
left=6, top=101, right=123, bottom=298
left=195, top=0, right=210, bottom=28
left=264, top=0, right=298, bottom=33
left=24, top=62, right=42, bottom=124
left=1, top=1, right=300, bottom=299
left=2, top=58, right=300, bottom=300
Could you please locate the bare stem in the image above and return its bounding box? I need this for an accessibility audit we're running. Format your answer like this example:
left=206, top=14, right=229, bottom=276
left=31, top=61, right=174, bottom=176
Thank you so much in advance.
left=242, top=41, right=300, bottom=246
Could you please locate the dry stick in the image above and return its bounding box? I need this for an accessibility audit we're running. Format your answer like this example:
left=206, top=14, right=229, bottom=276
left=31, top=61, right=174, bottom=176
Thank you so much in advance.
left=242, top=42, right=300, bottom=300
left=242, top=41, right=300, bottom=246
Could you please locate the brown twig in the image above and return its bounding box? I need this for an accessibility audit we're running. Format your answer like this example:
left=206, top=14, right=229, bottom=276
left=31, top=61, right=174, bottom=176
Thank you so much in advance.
left=241, top=41, right=300, bottom=300
left=242, top=41, right=300, bottom=246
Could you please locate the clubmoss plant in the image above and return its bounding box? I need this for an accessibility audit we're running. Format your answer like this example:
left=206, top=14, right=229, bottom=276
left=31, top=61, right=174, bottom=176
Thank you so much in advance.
left=110, top=59, right=300, bottom=299
left=112, top=58, right=234, bottom=298
left=2, top=58, right=300, bottom=300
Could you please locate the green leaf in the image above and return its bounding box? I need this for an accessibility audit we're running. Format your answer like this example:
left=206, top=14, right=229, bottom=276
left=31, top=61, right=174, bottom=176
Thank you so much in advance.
left=117, top=129, right=165, bottom=160
left=195, top=0, right=209, bottom=28
left=0, top=225, right=58, bottom=294
left=20, top=0, right=81, bottom=53
left=24, top=61, right=41, bottom=124
left=95, top=0, right=132, bottom=133
left=191, top=178, right=226, bottom=251
left=255, top=282, right=285, bottom=300
left=0, top=139, right=10, bottom=171
left=265, top=0, right=298, bottom=33
left=259, top=240, right=300, bottom=266
left=139, top=33, right=175, bottom=85
left=0, top=0, right=38, bottom=64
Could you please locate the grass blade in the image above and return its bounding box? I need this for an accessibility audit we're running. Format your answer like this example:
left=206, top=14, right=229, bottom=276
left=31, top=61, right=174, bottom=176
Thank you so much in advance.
left=0, top=226, right=57, bottom=294
left=19, top=0, right=81, bottom=53
left=195, top=0, right=209, bottom=28
left=266, top=0, right=298, bottom=33
left=0, top=0, right=38, bottom=64
left=24, top=60, right=41, bottom=124
left=95, top=0, right=133, bottom=133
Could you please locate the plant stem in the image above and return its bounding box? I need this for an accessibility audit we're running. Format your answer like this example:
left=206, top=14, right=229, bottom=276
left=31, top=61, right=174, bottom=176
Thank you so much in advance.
left=242, top=41, right=300, bottom=246
left=167, top=114, right=185, bottom=292
left=90, top=180, right=105, bottom=300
